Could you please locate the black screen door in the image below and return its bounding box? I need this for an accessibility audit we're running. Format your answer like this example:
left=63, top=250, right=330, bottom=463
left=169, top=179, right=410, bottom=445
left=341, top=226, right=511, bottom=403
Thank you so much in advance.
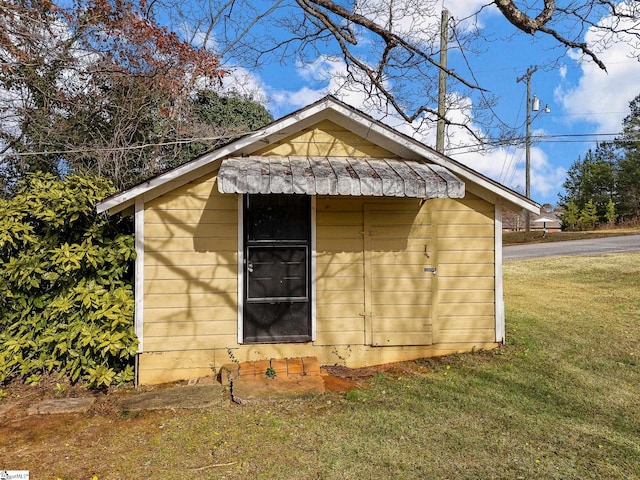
left=243, top=194, right=311, bottom=343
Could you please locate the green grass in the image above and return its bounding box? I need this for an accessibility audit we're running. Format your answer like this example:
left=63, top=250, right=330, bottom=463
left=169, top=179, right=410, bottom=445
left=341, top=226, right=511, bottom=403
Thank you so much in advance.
left=2, top=254, right=639, bottom=479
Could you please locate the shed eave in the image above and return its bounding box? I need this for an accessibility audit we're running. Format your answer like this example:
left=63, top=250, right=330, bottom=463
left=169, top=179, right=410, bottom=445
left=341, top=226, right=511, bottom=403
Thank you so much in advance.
left=96, top=95, right=538, bottom=215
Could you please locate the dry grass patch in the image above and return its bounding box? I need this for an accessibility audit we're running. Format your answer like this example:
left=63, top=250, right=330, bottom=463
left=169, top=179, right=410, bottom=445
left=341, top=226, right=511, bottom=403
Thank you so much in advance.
left=1, top=254, right=639, bottom=479
left=503, top=228, right=640, bottom=245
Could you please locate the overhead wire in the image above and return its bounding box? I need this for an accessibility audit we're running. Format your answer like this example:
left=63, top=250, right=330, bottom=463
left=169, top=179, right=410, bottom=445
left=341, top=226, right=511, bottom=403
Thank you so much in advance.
left=448, top=19, right=515, bottom=132
left=499, top=92, right=525, bottom=185
left=1, top=131, right=637, bottom=159
left=446, top=132, right=637, bottom=160
left=446, top=15, right=535, bottom=187
left=0, top=133, right=247, bottom=158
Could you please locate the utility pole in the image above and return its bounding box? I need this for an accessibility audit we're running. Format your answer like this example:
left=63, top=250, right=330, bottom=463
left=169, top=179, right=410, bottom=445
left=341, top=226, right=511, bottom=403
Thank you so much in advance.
left=436, top=8, right=449, bottom=154
left=516, top=66, right=538, bottom=232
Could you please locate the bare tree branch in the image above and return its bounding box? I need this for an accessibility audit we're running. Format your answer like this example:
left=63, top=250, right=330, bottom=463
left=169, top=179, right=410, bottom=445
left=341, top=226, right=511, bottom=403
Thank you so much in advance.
left=494, top=0, right=556, bottom=34
left=170, top=0, right=637, bottom=152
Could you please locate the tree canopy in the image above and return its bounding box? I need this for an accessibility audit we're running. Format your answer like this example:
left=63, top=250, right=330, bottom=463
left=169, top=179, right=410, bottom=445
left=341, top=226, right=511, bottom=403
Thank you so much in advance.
left=559, top=92, right=640, bottom=228
left=615, top=94, right=640, bottom=220
left=559, top=144, right=617, bottom=220
left=0, top=0, right=274, bottom=192
left=169, top=91, right=274, bottom=168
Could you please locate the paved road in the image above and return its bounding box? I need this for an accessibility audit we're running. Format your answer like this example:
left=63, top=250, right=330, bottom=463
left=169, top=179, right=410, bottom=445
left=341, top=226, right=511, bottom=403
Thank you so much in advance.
left=503, top=234, right=640, bottom=260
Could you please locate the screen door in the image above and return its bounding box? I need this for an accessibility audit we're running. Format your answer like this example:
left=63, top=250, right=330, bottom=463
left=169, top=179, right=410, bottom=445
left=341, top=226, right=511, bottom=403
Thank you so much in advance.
left=243, top=194, right=311, bottom=343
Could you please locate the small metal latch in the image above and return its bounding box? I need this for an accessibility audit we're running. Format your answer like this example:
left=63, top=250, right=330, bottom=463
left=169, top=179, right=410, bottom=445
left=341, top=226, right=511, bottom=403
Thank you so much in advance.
left=424, top=266, right=437, bottom=275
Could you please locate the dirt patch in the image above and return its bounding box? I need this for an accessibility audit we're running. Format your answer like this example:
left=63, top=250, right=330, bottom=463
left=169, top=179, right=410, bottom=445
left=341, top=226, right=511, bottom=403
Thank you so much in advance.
left=322, top=374, right=359, bottom=392
left=321, top=360, right=434, bottom=392
left=0, top=374, right=96, bottom=422
left=323, top=359, right=432, bottom=380
left=0, top=374, right=190, bottom=422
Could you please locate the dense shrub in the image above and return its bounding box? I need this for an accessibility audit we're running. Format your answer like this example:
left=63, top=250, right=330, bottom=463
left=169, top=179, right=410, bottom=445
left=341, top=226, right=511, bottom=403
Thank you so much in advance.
left=0, top=173, right=136, bottom=387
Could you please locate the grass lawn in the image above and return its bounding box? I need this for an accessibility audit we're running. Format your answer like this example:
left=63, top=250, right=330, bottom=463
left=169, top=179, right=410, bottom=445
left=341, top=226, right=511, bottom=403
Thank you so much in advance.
left=2, top=253, right=639, bottom=479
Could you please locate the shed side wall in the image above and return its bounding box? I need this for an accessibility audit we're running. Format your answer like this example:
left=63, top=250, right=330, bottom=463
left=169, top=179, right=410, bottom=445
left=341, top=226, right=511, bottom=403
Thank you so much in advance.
left=315, top=195, right=367, bottom=346
left=142, top=171, right=238, bottom=369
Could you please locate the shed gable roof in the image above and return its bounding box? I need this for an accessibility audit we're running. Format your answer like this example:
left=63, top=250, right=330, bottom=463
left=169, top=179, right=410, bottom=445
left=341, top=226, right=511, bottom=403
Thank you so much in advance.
left=97, top=95, right=539, bottom=215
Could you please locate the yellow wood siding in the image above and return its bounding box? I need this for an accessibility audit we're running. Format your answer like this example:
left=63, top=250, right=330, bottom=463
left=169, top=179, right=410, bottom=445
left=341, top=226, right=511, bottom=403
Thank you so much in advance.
left=136, top=127, right=499, bottom=384
left=431, top=194, right=495, bottom=344
left=137, top=341, right=499, bottom=384
left=315, top=196, right=367, bottom=346
left=255, top=120, right=397, bottom=158
left=314, top=197, right=439, bottom=348
left=144, top=295, right=236, bottom=313
left=144, top=237, right=237, bottom=252
left=143, top=171, right=238, bottom=356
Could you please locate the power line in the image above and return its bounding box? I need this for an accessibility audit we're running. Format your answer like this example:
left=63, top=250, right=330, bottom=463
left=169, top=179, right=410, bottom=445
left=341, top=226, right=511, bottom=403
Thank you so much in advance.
left=0, top=133, right=246, bottom=158
left=3, top=130, right=637, bottom=159
left=499, top=92, right=526, bottom=185
left=449, top=23, right=514, bottom=132
left=448, top=131, right=637, bottom=152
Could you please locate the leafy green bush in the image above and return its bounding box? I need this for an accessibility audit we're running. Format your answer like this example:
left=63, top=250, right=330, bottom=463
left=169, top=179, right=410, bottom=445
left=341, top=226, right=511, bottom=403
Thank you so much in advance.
left=0, top=173, right=137, bottom=387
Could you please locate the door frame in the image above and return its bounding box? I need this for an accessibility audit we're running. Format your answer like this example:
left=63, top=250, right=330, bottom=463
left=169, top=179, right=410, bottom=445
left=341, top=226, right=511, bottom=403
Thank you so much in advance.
left=363, top=203, right=437, bottom=346
left=236, top=194, right=316, bottom=344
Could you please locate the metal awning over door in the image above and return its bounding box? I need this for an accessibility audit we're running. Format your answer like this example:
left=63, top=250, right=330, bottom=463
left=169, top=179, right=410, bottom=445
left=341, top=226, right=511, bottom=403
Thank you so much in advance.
left=218, top=156, right=465, bottom=198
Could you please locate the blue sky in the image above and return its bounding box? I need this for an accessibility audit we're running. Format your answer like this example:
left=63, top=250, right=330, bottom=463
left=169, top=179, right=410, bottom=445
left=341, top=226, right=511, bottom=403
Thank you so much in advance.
left=215, top=1, right=640, bottom=207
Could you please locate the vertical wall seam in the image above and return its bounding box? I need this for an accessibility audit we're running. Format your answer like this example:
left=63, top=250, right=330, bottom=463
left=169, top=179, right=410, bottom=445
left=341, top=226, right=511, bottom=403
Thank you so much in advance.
left=134, top=197, right=145, bottom=353
left=311, top=196, right=317, bottom=342
left=494, top=200, right=505, bottom=343
left=237, top=194, right=244, bottom=344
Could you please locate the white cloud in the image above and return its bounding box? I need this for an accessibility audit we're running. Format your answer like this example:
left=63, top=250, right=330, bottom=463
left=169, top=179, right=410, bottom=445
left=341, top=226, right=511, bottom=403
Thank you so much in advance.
left=295, top=57, right=336, bottom=83
left=270, top=56, right=391, bottom=117
left=354, top=0, right=496, bottom=34
left=453, top=147, right=517, bottom=184
left=449, top=143, right=566, bottom=201
left=530, top=151, right=567, bottom=198
left=218, top=67, right=271, bottom=103
left=270, top=87, right=325, bottom=111
left=557, top=13, right=640, bottom=133
left=444, top=0, right=500, bottom=27
left=558, top=64, right=567, bottom=80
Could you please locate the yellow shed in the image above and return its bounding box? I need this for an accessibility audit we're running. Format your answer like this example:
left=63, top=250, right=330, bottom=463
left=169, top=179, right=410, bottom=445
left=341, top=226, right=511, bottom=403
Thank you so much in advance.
left=98, top=96, right=539, bottom=385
